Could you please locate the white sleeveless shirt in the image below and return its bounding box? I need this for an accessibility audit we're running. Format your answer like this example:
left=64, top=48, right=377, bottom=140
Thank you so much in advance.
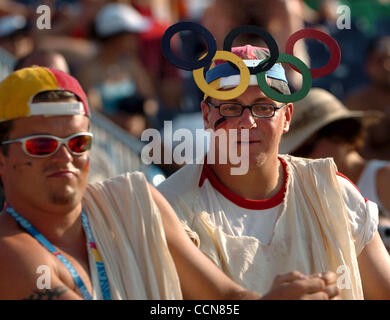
left=357, top=160, right=390, bottom=217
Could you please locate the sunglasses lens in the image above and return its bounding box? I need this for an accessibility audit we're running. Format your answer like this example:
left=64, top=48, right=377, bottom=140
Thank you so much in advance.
left=25, top=138, right=58, bottom=156
left=68, top=134, right=92, bottom=154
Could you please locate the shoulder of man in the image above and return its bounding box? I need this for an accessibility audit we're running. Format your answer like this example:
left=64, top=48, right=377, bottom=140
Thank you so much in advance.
left=0, top=214, right=64, bottom=299
left=86, top=171, right=147, bottom=192
left=280, top=154, right=336, bottom=170
left=284, top=155, right=378, bottom=255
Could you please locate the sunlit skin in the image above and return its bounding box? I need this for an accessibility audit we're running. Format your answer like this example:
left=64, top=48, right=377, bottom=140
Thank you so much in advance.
left=0, top=113, right=90, bottom=241
left=200, top=86, right=293, bottom=200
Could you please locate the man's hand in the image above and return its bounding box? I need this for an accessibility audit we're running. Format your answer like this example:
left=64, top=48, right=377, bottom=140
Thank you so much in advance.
left=310, top=271, right=340, bottom=299
left=261, top=270, right=340, bottom=300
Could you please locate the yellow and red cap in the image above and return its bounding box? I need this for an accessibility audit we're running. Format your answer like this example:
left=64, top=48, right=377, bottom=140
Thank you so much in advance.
left=0, top=66, right=90, bottom=122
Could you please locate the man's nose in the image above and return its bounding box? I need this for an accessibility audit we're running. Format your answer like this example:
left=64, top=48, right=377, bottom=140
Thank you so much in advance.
left=239, top=107, right=257, bottom=130
left=51, top=143, right=73, bottom=161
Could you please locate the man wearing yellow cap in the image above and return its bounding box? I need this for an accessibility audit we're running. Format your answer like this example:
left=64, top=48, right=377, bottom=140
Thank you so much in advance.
left=158, top=46, right=390, bottom=299
left=0, top=66, right=339, bottom=300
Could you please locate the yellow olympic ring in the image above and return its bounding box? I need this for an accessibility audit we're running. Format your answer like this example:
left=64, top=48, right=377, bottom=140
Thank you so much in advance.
left=192, top=50, right=250, bottom=100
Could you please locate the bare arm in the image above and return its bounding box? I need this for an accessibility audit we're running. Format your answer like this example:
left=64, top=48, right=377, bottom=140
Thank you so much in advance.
left=0, top=243, right=82, bottom=300
left=358, top=231, right=390, bottom=299
left=149, top=184, right=339, bottom=300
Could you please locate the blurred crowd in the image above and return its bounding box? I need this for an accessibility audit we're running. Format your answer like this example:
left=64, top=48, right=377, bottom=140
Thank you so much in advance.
left=0, top=0, right=390, bottom=236
left=0, top=1, right=387, bottom=153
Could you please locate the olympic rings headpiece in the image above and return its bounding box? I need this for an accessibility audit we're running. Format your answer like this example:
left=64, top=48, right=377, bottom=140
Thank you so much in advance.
left=161, top=22, right=341, bottom=102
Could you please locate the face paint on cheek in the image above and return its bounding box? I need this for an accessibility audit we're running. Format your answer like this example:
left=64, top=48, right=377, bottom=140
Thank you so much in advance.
left=214, top=117, right=227, bottom=130
left=83, top=156, right=90, bottom=173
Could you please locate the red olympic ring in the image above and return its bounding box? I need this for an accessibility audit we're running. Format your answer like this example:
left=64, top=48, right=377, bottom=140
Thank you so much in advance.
left=285, top=28, right=341, bottom=79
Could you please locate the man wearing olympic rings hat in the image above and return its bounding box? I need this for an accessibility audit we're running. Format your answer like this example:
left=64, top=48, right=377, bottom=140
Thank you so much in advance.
left=0, top=66, right=339, bottom=300
left=158, top=45, right=390, bottom=299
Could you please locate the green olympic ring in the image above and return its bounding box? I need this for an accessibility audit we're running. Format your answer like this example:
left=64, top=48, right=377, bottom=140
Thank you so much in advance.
left=256, top=54, right=312, bottom=103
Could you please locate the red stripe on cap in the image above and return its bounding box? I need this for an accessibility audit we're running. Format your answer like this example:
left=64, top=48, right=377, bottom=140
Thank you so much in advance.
left=47, top=68, right=90, bottom=116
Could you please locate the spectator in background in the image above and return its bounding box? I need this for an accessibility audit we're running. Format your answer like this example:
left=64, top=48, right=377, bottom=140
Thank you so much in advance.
left=30, top=0, right=106, bottom=39
left=0, top=0, right=29, bottom=17
left=303, top=0, right=341, bottom=28
left=0, top=14, right=33, bottom=80
left=304, top=0, right=390, bottom=36
left=201, top=0, right=309, bottom=90
left=77, top=2, right=157, bottom=117
left=345, top=35, right=390, bottom=160
left=302, top=1, right=390, bottom=101
left=115, top=95, right=149, bottom=139
left=131, top=0, right=184, bottom=124
left=14, top=48, right=69, bottom=73
left=279, top=88, right=390, bottom=246
left=131, top=0, right=177, bottom=26
left=112, top=84, right=184, bottom=177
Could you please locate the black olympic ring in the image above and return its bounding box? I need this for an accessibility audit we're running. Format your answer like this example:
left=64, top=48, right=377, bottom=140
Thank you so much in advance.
left=222, top=25, right=279, bottom=74
left=161, top=21, right=217, bottom=71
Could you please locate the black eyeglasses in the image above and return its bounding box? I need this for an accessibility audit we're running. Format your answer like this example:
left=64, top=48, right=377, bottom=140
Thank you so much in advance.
left=207, top=101, right=286, bottom=118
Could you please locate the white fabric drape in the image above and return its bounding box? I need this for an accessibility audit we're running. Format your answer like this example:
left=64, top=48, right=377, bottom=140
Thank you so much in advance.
left=82, top=172, right=183, bottom=300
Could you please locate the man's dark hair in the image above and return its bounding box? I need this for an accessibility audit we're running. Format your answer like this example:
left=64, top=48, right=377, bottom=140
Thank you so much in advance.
left=32, top=90, right=79, bottom=103
left=292, top=118, right=365, bottom=158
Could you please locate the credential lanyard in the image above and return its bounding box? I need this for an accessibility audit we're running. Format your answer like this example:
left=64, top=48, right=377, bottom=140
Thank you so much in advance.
left=5, top=205, right=111, bottom=300
left=81, top=209, right=111, bottom=300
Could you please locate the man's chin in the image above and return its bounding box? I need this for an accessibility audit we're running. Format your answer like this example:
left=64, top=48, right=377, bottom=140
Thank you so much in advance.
left=48, top=188, right=78, bottom=206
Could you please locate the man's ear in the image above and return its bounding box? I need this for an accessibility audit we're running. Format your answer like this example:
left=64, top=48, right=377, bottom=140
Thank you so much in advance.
left=283, top=103, right=293, bottom=133
left=201, top=100, right=211, bottom=129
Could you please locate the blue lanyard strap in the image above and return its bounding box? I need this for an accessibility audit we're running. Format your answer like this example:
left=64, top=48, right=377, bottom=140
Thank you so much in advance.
left=81, top=211, right=111, bottom=300
left=5, top=205, right=111, bottom=300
